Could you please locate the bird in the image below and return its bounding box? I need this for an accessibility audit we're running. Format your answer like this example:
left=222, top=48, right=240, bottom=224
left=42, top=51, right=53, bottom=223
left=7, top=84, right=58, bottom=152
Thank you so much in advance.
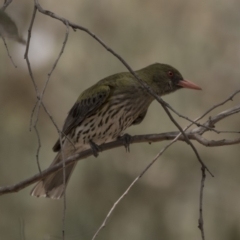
left=30, top=63, right=201, bottom=199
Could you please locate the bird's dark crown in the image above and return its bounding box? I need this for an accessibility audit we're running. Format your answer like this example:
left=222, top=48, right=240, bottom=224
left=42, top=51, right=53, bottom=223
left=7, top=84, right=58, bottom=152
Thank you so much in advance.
left=138, top=63, right=185, bottom=95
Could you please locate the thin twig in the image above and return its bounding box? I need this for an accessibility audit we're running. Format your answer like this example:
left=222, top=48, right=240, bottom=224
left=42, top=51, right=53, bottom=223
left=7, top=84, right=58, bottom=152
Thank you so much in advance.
left=59, top=23, right=70, bottom=240
left=19, top=217, right=26, bottom=240
left=24, top=5, right=38, bottom=93
left=91, top=103, right=240, bottom=239
left=23, top=5, right=44, bottom=172
left=31, top=99, right=76, bottom=150
left=59, top=133, right=66, bottom=240
left=167, top=89, right=240, bottom=134
left=29, top=100, right=38, bottom=131
left=91, top=112, right=204, bottom=239
left=92, top=132, right=182, bottom=240
left=193, top=104, right=240, bottom=135
left=1, top=36, right=17, bottom=67
left=1, top=0, right=13, bottom=11
left=24, top=5, right=71, bottom=176
left=198, top=167, right=206, bottom=240
left=32, top=18, right=70, bottom=130
left=33, top=126, right=42, bottom=172
left=189, top=89, right=240, bottom=136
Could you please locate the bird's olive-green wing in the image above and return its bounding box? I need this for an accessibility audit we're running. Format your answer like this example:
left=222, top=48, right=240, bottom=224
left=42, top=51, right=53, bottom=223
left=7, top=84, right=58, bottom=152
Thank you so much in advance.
left=53, top=85, right=111, bottom=152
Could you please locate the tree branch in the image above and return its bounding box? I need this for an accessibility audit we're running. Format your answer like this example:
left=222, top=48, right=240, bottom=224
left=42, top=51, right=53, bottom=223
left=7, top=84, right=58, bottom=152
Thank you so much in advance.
left=0, top=103, right=239, bottom=196
left=91, top=103, right=240, bottom=240
left=1, top=0, right=13, bottom=11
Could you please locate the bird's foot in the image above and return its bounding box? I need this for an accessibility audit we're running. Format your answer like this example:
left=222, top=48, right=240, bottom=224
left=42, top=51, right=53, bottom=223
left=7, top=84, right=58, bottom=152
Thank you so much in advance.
left=89, top=140, right=101, bottom=157
left=118, top=133, right=132, bottom=152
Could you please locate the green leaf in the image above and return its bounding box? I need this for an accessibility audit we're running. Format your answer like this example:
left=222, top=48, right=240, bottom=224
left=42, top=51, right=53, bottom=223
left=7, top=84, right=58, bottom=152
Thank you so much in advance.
left=0, top=10, right=26, bottom=45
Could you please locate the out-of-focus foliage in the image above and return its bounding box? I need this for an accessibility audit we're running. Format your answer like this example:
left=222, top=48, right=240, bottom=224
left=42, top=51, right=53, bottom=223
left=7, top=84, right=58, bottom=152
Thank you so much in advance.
left=0, top=0, right=240, bottom=239
left=0, top=9, right=26, bottom=44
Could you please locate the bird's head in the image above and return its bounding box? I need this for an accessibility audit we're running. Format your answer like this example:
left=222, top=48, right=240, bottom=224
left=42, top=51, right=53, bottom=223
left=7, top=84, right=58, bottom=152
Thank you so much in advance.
left=140, top=63, right=201, bottom=96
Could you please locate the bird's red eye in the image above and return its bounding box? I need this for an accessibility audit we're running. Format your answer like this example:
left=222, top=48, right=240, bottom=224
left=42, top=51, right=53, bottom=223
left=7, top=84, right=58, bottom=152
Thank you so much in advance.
left=168, top=71, right=174, bottom=77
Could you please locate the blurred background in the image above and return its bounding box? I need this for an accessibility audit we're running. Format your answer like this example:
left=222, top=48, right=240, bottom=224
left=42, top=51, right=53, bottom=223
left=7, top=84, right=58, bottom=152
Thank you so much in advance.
left=0, top=0, right=240, bottom=239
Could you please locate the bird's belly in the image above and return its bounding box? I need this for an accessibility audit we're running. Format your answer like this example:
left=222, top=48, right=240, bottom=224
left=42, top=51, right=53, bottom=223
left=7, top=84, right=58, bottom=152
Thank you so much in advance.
left=73, top=106, right=134, bottom=147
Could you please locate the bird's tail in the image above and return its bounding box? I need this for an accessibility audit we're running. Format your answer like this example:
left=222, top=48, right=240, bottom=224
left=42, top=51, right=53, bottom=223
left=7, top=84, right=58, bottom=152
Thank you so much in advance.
left=30, top=151, right=77, bottom=199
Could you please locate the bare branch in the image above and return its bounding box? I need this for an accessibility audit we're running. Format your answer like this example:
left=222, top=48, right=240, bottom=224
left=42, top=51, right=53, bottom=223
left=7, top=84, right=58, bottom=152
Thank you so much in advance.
left=32, top=16, right=70, bottom=131
left=23, top=5, right=45, bottom=172
left=193, top=104, right=240, bottom=135
left=170, top=90, right=240, bottom=134
left=92, top=104, right=240, bottom=240
left=24, top=5, right=70, bottom=180
left=92, top=129, right=184, bottom=240
left=60, top=23, right=70, bottom=240
left=24, top=5, right=38, bottom=93
left=1, top=0, right=13, bottom=11
left=194, top=134, right=240, bottom=146
left=0, top=103, right=239, bottom=196
left=1, top=35, right=17, bottom=67
left=198, top=167, right=206, bottom=240
left=59, top=132, right=66, bottom=240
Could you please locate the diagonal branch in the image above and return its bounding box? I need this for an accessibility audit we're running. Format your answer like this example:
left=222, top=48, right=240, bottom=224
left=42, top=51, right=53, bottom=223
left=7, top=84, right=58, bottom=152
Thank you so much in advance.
left=1, top=35, right=17, bottom=67
left=0, top=103, right=239, bottom=196
left=91, top=102, right=240, bottom=240
left=92, top=133, right=181, bottom=240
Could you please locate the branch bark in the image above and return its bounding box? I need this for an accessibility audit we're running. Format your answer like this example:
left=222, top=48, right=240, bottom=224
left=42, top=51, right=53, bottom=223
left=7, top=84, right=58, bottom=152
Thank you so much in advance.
left=0, top=104, right=239, bottom=196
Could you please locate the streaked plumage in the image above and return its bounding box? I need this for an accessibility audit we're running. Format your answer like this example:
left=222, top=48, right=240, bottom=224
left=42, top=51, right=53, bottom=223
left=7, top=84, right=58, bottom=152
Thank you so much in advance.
left=30, top=63, right=201, bottom=199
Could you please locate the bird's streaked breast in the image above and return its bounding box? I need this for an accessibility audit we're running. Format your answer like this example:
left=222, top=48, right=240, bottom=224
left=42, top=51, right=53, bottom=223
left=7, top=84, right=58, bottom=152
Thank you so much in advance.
left=72, top=92, right=152, bottom=148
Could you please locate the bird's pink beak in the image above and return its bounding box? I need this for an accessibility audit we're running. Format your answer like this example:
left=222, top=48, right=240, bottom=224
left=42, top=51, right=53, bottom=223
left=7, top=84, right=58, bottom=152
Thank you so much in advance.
left=177, top=80, right=202, bottom=90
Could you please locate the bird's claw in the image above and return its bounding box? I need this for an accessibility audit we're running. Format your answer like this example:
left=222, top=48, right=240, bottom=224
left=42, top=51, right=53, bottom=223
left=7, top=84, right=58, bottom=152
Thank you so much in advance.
left=118, top=133, right=132, bottom=152
left=89, top=140, right=101, bottom=157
